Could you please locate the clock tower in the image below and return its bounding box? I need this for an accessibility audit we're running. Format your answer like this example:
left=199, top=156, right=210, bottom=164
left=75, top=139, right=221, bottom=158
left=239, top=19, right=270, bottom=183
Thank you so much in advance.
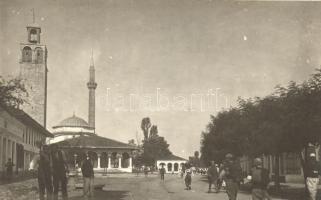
left=19, top=22, right=48, bottom=128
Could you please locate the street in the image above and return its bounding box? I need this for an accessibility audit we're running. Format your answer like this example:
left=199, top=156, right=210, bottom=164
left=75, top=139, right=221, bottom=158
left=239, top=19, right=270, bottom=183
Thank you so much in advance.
left=0, top=174, right=287, bottom=200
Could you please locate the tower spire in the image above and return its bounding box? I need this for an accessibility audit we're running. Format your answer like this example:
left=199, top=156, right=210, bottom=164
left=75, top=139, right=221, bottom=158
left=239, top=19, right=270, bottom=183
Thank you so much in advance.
left=90, top=49, right=94, bottom=66
left=87, top=51, right=97, bottom=131
left=31, top=8, right=35, bottom=23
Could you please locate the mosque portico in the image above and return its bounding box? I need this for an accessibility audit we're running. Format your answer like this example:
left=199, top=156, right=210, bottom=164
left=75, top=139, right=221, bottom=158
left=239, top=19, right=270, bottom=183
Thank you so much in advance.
left=56, top=134, right=137, bottom=173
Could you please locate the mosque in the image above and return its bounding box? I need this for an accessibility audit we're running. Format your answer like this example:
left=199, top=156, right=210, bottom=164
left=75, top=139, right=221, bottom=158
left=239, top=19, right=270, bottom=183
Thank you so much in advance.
left=47, top=55, right=137, bottom=173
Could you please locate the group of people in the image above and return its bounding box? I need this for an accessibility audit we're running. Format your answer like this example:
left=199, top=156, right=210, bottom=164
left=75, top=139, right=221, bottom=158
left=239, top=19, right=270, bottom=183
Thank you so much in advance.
left=30, top=144, right=95, bottom=200
left=207, top=152, right=321, bottom=200
left=203, top=153, right=270, bottom=200
left=158, top=164, right=193, bottom=190
left=209, top=153, right=271, bottom=200
left=206, top=153, right=245, bottom=200
left=29, top=144, right=69, bottom=200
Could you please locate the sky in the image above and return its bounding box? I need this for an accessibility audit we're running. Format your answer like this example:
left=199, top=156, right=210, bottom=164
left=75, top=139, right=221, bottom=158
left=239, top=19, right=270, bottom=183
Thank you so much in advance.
left=1, top=0, right=321, bottom=158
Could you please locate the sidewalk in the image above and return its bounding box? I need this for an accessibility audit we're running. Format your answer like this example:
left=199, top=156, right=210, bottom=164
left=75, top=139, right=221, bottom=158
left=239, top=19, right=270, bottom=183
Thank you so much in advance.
left=0, top=171, right=37, bottom=185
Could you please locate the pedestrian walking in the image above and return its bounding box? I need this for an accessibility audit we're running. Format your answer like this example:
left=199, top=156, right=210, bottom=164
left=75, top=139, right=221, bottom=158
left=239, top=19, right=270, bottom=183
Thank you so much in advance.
left=181, top=164, right=186, bottom=178
left=219, top=153, right=242, bottom=200
left=159, top=166, right=165, bottom=181
left=51, top=144, right=69, bottom=200
left=248, top=158, right=271, bottom=200
left=304, top=153, right=321, bottom=200
left=29, top=144, right=53, bottom=200
left=207, top=161, right=219, bottom=193
left=5, top=158, right=14, bottom=181
left=81, top=154, right=94, bottom=198
left=144, top=166, right=149, bottom=177
left=216, top=163, right=224, bottom=192
left=185, top=169, right=192, bottom=190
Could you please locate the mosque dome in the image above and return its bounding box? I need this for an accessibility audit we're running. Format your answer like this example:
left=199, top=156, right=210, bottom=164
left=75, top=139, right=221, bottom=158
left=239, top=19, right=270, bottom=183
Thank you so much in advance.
left=53, top=114, right=90, bottom=129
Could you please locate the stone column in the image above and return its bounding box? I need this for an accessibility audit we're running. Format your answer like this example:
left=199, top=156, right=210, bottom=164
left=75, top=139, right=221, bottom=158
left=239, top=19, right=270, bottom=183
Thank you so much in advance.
left=172, top=162, right=174, bottom=172
left=0, top=136, right=2, bottom=168
left=118, top=154, right=122, bottom=169
left=97, top=153, right=101, bottom=169
left=7, top=139, right=11, bottom=160
left=108, top=154, right=111, bottom=169
left=12, top=141, right=16, bottom=167
left=129, top=157, right=132, bottom=168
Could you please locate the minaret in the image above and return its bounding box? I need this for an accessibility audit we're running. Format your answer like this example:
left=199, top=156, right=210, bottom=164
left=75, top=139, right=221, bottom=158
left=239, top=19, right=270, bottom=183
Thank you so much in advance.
left=87, top=51, right=97, bottom=130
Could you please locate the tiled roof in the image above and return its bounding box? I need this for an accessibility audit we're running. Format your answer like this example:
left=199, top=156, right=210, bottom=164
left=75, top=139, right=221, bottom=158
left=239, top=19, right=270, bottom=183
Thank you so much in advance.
left=157, top=154, right=187, bottom=161
left=0, top=103, right=53, bottom=137
left=53, top=115, right=92, bottom=129
left=54, top=134, right=138, bottom=150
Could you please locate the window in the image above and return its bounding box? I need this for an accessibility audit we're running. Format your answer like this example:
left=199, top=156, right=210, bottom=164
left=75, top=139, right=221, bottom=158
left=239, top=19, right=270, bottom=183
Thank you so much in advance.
left=22, top=46, right=32, bottom=62
left=30, top=29, right=37, bottom=42
left=35, top=48, right=43, bottom=64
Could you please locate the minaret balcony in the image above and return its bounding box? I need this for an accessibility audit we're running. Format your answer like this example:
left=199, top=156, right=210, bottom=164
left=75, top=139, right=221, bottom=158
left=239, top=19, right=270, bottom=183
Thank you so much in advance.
left=87, top=82, right=97, bottom=89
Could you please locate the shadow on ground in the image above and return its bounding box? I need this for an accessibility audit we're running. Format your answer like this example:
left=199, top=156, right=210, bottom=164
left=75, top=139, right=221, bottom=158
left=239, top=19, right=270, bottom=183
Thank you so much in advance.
left=69, top=190, right=129, bottom=200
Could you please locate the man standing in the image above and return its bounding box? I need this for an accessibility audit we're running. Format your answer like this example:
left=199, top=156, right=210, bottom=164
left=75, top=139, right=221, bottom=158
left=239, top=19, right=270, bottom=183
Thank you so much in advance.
left=159, top=166, right=165, bottom=181
left=249, top=158, right=271, bottom=200
left=81, top=154, right=94, bottom=198
left=304, top=153, right=321, bottom=200
left=51, top=144, right=69, bottom=200
left=220, top=153, right=242, bottom=200
left=5, top=158, right=14, bottom=181
left=181, top=164, right=186, bottom=178
left=30, top=145, right=53, bottom=200
left=207, top=161, right=219, bottom=193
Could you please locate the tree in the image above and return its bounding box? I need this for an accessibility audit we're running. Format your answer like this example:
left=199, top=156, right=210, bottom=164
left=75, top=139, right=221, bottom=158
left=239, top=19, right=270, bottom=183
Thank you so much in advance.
left=128, top=139, right=135, bottom=145
left=0, top=76, right=28, bottom=108
left=200, top=69, right=321, bottom=193
left=194, top=151, right=199, bottom=158
left=189, top=151, right=201, bottom=167
left=142, top=136, right=172, bottom=166
left=149, top=125, right=158, bottom=138
left=141, top=117, right=151, bottom=140
left=139, top=117, right=172, bottom=166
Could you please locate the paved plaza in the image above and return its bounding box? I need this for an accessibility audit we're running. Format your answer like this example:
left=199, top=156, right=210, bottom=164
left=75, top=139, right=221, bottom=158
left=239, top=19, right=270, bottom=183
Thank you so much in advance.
left=0, top=174, right=290, bottom=200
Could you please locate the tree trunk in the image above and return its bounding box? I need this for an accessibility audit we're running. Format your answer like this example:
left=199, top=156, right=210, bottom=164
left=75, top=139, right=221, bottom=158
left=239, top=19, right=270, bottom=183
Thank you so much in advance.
left=300, top=145, right=308, bottom=199
left=274, top=154, right=281, bottom=191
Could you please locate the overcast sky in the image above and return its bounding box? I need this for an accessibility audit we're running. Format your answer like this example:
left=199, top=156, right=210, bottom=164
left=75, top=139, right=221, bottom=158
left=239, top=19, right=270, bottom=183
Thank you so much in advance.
left=1, top=0, right=321, bottom=158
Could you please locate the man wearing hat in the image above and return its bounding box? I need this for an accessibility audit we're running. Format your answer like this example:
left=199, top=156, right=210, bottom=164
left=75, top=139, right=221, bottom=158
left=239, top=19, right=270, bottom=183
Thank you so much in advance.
left=29, top=144, right=53, bottom=200
left=305, top=152, right=321, bottom=200
left=219, top=153, right=242, bottom=200
left=248, top=158, right=270, bottom=200
left=207, top=161, right=219, bottom=193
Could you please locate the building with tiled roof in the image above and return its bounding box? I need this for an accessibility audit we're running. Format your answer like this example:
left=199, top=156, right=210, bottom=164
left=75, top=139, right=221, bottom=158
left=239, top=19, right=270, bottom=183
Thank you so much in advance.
left=0, top=103, right=53, bottom=174
left=51, top=131, right=138, bottom=173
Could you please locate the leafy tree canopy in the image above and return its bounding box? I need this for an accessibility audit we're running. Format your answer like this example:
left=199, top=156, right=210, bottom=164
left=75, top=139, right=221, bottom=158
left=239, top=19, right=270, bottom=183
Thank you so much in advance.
left=0, top=76, right=28, bottom=108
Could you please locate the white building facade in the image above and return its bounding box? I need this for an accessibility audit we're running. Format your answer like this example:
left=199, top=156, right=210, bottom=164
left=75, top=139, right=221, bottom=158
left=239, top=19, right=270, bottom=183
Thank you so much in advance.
left=0, top=104, right=52, bottom=177
left=156, top=155, right=187, bottom=174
